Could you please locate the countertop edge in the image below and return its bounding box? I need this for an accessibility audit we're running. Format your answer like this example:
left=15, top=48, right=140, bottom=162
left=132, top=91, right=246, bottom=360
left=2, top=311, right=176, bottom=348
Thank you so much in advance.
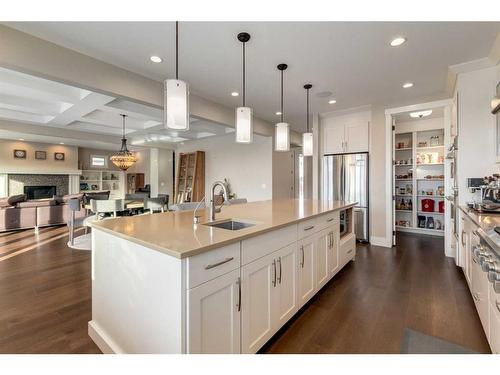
left=91, top=202, right=357, bottom=259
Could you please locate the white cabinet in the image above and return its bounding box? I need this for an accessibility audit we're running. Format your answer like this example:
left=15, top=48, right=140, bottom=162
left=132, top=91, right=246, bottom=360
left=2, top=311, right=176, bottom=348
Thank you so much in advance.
left=322, top=112, right=370, bottom=154
left=241, top=252, right=276, bottom=354
left=345, top=122, right=369, bottom=153
left=316, top=229, right=330, bottom=289
left=187, top=269, right=241, bottom=354
left=489, top=285, right=500, bottom=354
left=297, top=237, right=316, bottom=307
left=275, top=244, right=299, bottom=327
left=241, top=243, right=298, bottom=353
left=471, top=254, right=490, bottom=335
left=328, top=228, right=340, bottom=278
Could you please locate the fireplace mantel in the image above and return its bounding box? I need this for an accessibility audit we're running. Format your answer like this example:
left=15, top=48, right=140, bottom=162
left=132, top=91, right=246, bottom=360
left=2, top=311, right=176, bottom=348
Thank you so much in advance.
left=0, top=169, right=82, bottom=175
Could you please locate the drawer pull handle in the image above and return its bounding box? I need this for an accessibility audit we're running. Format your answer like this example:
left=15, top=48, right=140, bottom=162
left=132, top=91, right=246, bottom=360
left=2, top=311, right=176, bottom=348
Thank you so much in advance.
left=205, top=257, right=234, bottom=270
left=327, top=218, right=334, bottom=222
left=304, top=225, right=315, bottom=231
left=496, top=300, right=500, bottom=313
left=347, top=249, right=353, bottom=254
left=277, top=257, right=282, bottom=284
left=272, top=259, right=277, bottom=287
left=472, top=258, right=478, bottom=264
left=237, top=277, right=241, bottom=312
left=300, top=245, right=305, bottom=268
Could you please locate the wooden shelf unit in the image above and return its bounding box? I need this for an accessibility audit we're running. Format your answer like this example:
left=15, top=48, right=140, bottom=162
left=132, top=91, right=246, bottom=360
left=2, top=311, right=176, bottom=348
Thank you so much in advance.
left=175, top=151, right=205, bottom=204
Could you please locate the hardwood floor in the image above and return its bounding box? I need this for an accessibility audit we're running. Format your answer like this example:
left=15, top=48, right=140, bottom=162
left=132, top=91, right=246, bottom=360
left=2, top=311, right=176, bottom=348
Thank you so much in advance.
left=262, top=232, right=490, bottom=353
left=0, top=228, right=490, bottom=354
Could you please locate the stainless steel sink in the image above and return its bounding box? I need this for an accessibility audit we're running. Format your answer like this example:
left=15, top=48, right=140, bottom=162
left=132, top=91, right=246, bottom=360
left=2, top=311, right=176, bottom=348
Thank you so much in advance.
left=203, top=219, right=256, bottom=231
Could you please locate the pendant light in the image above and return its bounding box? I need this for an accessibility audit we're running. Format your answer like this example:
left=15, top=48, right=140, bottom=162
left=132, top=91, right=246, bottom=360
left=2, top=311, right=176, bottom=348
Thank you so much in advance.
left=302, top=84, right=313, bottom=156
left=275, top=63, right=290, bottom=152
left=110, top=114, right=137, bottom=171
left=235, top=32, right=253, bottom=144
left=165, top=21, right=190, bottom=130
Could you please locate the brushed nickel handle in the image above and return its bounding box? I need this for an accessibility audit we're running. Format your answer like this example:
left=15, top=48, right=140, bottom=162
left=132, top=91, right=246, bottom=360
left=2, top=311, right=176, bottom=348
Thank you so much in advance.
left=300, top=245, right=305, bottom=268
left=461, top=230, right=466, bottom=246
left=347, top=249, right=353, bottom=254
left=272, top=259, right=277, bottom=287
left=496, top=300, right=500, bottom=313
left=473, top=258, right=478, bottom=264
left=205, top=257, right=234, bottom=270
left=277, top=257, right=282, bottom=284
left=327, top=218, right=334, bottom=222
left=237, top=277, right=241, bottom=312
left=304, top=225, right=315, bottom=231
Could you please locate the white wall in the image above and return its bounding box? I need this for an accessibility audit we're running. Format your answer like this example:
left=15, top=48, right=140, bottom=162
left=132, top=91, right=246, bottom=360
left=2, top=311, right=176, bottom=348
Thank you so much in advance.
left=176, top=134, right=273, bottom=202
left=456, top=65, right=499, bottom=205
left=0, top=139, right=78, bottom=173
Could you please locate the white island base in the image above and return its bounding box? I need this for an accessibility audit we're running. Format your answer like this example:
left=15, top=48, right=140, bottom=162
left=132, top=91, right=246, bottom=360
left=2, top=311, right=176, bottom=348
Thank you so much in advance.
left=88, top=200, right=356, bottom=354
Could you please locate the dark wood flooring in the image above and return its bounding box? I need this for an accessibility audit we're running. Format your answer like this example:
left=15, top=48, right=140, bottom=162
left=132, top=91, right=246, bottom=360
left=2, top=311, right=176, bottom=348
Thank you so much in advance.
left=0, top=227, right=490, bottom=354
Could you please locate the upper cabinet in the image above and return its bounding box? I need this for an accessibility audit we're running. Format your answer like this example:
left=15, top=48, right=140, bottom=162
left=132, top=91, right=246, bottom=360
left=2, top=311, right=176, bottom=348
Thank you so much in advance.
left=322, top=110, right=370, bottom=154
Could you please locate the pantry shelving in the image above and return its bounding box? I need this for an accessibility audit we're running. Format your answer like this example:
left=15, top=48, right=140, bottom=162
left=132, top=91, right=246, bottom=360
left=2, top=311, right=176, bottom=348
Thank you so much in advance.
left=394, top=128, right=445, bottom=235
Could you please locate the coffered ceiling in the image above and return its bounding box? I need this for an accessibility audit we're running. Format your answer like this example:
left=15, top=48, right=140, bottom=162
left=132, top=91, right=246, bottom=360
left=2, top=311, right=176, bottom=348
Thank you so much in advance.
left=0, top=66, right=233, bottom=148
left=4, top=22, right=500, bottom=131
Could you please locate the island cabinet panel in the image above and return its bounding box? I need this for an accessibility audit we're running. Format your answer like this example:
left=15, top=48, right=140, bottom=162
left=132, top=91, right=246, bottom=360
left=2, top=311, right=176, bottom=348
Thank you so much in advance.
left=241, top=224, right=297, bottom=265
left=186, top=242, right=240, bottom=289
left=241, top=252, right=278, bottom=353
left=489, top=286, right=500, bottom=354
left=297, top=237, right=316, bottom=308
left=187, top=269, right=241, bottom=354
left=472, top=253, right=490, bottom=336
left=339, top=232, right=356, bottom=267
left=315, top=228, right=330, bottom=290
left=328, top=227, right=340, bottom=278
left=275, top=243, right=299, bottom=327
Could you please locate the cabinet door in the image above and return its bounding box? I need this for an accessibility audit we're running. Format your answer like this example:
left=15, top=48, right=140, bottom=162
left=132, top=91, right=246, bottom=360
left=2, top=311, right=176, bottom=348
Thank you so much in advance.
left=490, top=294, right=500, bottom=354
left=472, top=256, right=490, bottom=335
left=275, top=243, right=298, bottom=327
left=241, top=252, right=277, bottom=354
left=297, top=237, right=316, bottom=308
left=324, top=123, right=345, bottom=154
left=316, top=229, right=330, bottom=290
left=345, top=121, right=369, bottom=153
left=187, top=269, right=241, bottom=354
left=328, top=228, right=340, bottom=278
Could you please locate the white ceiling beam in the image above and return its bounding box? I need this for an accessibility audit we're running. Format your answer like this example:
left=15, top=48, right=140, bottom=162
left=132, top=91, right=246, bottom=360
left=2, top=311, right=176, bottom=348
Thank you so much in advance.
left=0, top=93, right=67, bottom=116
left=0, top=108, right=54, bottom=124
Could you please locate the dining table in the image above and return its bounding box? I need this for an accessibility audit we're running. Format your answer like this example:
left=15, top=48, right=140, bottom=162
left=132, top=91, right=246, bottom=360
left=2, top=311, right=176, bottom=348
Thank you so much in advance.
left=84, top=199, right=145, bottom=211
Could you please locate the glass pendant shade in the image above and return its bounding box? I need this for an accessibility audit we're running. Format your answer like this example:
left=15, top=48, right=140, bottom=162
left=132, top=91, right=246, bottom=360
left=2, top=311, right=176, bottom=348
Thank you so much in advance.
left=235, top=106, right=253, bottom=143
left=110, top=139, right=138, bottom=171
left=275, top=122, right=290, bottom=152
left=302, top=132, right=313, bottom=156
left=164, top=79, right=189, bottom=130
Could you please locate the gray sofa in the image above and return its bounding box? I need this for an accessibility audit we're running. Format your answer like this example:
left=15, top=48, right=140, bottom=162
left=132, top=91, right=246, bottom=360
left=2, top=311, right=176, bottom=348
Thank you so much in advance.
left=0, top=193, right=87, bottom=232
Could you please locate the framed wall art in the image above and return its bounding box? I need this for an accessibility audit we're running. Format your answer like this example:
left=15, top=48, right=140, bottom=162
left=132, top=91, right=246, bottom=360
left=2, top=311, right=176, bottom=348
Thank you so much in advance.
left=35, top=151, right=47, bottom=160
left=54, top=152, right=65, bottom=161
left=13, top=149, right=26, bottom=159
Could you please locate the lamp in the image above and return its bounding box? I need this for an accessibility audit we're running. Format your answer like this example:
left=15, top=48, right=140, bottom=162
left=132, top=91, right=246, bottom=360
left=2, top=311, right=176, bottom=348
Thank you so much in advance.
left=165, top=21, right=190, bottom=130
left=110, top=114, right=137, bottom=171
left=235, top=32, right=253, bottom=143
left=302, top=84, right=313, bottom=156
left=275, top=63, right=290, bottom=152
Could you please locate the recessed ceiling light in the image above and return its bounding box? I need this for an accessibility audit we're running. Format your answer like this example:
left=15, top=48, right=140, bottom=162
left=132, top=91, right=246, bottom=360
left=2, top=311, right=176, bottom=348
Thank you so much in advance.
left=275, top=111, right=282, bottom=116
left=150, top=56, right=162, bottom=63
left=390, top=37, right=407, bottom=47
left=59, top=142, right=65, bottom=145
left=402, top=82, right=414, bottom=88
left=18, top=138, right=24, bottom=141
left=231, top=92, right=239, bottom=97
left=410, top=110, right=432, bottom=118
left=328, top=99, right=337, bottom=104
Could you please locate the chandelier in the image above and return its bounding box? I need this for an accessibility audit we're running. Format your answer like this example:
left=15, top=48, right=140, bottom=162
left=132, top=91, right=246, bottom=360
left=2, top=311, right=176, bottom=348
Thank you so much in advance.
left=110, top=114, right=137, bottom=171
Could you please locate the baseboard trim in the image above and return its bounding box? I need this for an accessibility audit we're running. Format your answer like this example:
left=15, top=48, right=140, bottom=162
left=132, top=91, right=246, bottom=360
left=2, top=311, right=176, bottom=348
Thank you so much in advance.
left=370, top=236, right=392, bottom=248
left=88, top=320, right=121, bottom=354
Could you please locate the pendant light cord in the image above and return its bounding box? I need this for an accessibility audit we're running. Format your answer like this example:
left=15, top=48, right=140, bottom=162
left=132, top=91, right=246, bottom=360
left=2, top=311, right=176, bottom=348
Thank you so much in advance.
left=121, top=114, right=126, bottom=139
left=280, top=69, right=284, bottom=123
left=242, top=41, right=246, bottom=107
left=175, top=21, right=179, bottom=80
left=306, top=87, right=310, bottom=133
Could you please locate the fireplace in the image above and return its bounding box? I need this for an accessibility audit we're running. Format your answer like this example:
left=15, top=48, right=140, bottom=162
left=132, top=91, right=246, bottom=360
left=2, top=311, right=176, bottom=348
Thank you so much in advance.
left=24, top=185, right=57, bottom=200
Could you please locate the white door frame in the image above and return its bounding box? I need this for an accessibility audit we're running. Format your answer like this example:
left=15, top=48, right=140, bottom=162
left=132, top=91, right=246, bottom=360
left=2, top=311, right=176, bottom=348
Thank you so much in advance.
left=384, top=99, right=452, bottom=249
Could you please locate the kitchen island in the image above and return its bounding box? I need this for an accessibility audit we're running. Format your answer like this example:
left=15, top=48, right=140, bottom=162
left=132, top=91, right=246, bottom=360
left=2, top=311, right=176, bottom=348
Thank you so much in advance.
left=88, top=199, right=357, bottom=354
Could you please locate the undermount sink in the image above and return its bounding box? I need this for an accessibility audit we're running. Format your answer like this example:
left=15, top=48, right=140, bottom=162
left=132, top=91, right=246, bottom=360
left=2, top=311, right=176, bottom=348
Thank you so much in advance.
left=203, top=219, right=256, bottom=231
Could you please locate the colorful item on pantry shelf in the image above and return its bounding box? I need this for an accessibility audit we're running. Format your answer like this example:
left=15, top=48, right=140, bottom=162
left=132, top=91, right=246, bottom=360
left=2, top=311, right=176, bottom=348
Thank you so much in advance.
left=426, top=217, right=435, bottom=229
left=435, top=220, right=442, bottom=230
left=438, top=201, right=445, bottom=213
left=418, top=141, right=428, bottom=147
left=421, top=199, right=435, bottom=212
left=436, top=186, right=444, bottom=196
left=418, top=215, right=426, bottom=228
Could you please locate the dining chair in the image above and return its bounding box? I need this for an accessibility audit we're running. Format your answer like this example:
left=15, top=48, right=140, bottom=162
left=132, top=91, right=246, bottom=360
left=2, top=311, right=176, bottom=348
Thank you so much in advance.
left=67, top=198, right=92, bottom=250
left=144, top=197, right=167, bottom=214
left=90, top=199, right=125, bottom=219
left=125, top=192, right=149, bottom=200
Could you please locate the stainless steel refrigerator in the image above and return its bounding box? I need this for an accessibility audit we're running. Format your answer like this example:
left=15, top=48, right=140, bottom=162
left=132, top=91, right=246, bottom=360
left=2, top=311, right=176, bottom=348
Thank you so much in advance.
left=323, top=153, right=369, bottom=242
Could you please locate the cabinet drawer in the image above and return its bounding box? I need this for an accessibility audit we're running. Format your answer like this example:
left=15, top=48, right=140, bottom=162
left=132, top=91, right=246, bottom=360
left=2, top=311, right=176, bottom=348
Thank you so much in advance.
left=316, top=212, right=340, bottom=232
left=297, top=217, right=318, bottom=239
left=339, top=233, right=355, bottom=265
left=186, top=243, right=240, bottom=289
left=241, top=224, right=297, bottom=265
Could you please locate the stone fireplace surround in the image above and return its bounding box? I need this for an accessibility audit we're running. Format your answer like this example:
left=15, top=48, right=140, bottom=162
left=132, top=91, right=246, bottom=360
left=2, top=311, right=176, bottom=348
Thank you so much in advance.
left=8, top=174, right=69, bottom=197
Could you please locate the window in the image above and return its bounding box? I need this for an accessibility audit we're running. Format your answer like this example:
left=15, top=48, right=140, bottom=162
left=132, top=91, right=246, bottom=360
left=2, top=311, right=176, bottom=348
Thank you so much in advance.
left=91, top=155, right=107, bottom=168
